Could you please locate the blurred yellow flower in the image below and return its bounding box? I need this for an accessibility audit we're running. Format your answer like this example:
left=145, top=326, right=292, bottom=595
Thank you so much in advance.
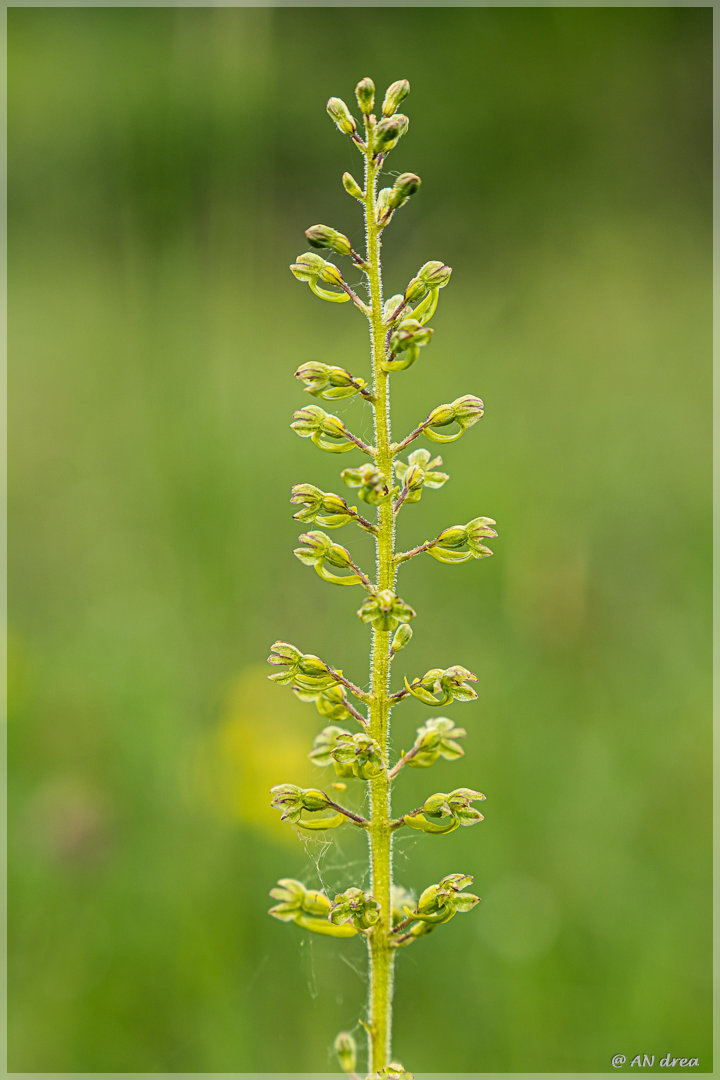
left=194, top=665, right=319, bottom=843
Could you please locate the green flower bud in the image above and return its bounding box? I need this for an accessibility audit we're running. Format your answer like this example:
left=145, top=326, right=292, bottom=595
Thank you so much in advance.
left=391, top=622, right=413, bottom=655
left=407, top=873, right=479, bottom=932
left=342, top=171, right=364, bottom=200
left=425, top=395, right=484, bottom=443
left=381, top=78, right=410, bottom=116
left=409, top=716, right=466, bottom=767
left=269, top=783, right=313, bottom=822
left=388, top=172, right=421, bottom=211
left=291, top=404, right=357, bottom=453
left=373, top=114, right=409, bottom=154
left=429, top=516, right=498, bottom=563
left=318, top=261, right=345, bottom=288
left=294, top=530, right=364, bottom=587
left=418, top=260, right=452, bottom=289
left=290, top=483, right=357, bottom=528
left=303, top=787, right=335, bottom=812
left=295, top=361, right=367, bottom=401
left=376, top=187, right=392, bottom=223
left=270, top=784, right=347, bottom=831
left=269, top=878, right=357, bottom=938
left=334, top=1031, right=357, bottom=1074
left=330, top=886, right=381, bottom=930
left=355, top=76, right=375, bottom=114
left=305, top=224, right=353, bottom=257
left=269, top=877, right=332, bottom=921
left=290, top=252, right=349, bottom=303
left=403, top=261, right=452, bottom=311
left=404, top=665, right=478, bottom=706
left=294, top=531, right=336, bottom=565
left=341, top=462, right=394, bottom=505
left=452, top=394, right=485, bottom=426
left=357, top=589, right=416, bottom=632
left=298, top=653, right=332, bottom=680
left=326, top=96, right=357, bottom=136
left=266, top=641, right=338, bottom=692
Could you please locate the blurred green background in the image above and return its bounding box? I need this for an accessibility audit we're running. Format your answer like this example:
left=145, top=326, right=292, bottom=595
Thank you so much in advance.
left=7, top=6, right=712, bottom=1075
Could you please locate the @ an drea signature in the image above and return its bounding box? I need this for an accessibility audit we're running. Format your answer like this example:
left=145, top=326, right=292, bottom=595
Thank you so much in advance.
left=611, top=1053, right=700, bottom=1069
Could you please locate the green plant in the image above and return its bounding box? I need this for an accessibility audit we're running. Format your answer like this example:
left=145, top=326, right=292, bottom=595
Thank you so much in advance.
left=268, top=77, right=496, bottom=1079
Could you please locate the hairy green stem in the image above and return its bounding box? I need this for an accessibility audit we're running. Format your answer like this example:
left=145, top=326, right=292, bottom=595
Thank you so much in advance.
left=365, top=147, right=396, bottom=1075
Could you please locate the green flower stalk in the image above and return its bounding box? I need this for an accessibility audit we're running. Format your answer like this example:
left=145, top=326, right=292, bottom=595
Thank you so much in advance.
left=268, top=77, right=497, bottom=1079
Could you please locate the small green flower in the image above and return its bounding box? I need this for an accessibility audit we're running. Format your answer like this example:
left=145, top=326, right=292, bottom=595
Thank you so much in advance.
left=428, top=516, right=498, bottom=563
left=408, top=716, right=467, bottom=768
left=291, top=404, right=357, bottom=453
left=331, top=731, right=385, bottom=780
left=269, top=878, right=357, bottom=938
left=404, top=788, right=485, bottom=835
left=270, top=784, right=348, bottom=831
left=404, top=873, right=480, bottom=930
left=404, top=665, right=478, bottom=706
left=290, top=483, right=357, bottom=528
left=394, top=449, right=449, bottom=503
left=383, top=319, right=434, bottom=373
left=404, top=260, right=452, bottom=303
left=270, top=783, right=330, bottom=823
left=295, top=361, right=367, bottom=401
left=290, top=251, right=349, bottom=303
left=330, top=886, right=381, bottom=930
left=341, top=462, right=395, bottom=505
left=309, top=725, right=354, bottom=776
left=425, top=395, right=484, bottom=443
left=266, top=641, right=336, bottom=691
left=358, top=589, right=416, bottom=632
left=294, top=530, right=366, bottom=587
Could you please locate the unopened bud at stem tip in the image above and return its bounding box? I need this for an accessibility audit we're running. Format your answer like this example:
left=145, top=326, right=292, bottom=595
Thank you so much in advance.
left=382, top=78, right=410, bottom=117
left=355, top=77, right=375, bottom=114
left=342, top=172, right=364, bottom=200
left=326, top=96, right=357, bottom=136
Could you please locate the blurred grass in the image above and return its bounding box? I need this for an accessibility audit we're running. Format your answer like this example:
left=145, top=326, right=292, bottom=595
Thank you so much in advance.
left=7, top=6, right=712, bottom=1074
